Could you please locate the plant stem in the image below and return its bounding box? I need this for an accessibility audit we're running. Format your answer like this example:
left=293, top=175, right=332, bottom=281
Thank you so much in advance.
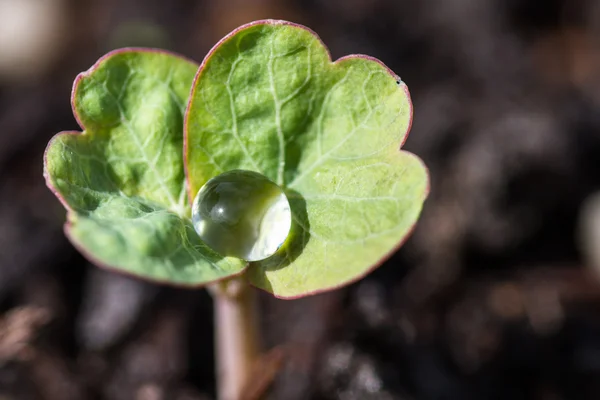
left=210, top=276, right=260, bottom=400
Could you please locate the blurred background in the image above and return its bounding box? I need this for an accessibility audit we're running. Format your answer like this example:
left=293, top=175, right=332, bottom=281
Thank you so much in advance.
left=2, top=0, right=600, bottom=399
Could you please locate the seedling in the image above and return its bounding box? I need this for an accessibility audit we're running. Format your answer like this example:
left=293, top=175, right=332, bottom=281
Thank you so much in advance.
left=44, top=20, right=429, bottom=400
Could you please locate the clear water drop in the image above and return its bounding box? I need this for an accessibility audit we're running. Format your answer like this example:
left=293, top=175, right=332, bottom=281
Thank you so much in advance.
left=191, top=170, right=292, bottom=262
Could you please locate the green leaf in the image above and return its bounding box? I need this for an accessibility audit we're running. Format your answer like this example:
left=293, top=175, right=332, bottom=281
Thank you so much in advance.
left=44, top=49, right=247, bottom=285
left=185, top=20, right=429, bottom=298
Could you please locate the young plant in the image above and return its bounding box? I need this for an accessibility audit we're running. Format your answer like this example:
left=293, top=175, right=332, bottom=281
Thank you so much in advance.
left=44, top=20, right=429, bottom=400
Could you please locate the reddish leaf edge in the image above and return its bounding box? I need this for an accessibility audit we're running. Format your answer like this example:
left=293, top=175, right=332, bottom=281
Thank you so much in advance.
left=181, top=19, right=429, bottom=299
left=43, top=48, right=251, bottom=289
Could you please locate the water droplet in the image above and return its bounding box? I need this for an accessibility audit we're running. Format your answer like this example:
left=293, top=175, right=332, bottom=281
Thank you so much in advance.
left=191, top=170, right=292, bottom=261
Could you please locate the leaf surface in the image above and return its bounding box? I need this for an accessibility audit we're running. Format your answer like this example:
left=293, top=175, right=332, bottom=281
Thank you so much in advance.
left=185, top=21, right=429, bottom=298
left=45, top=50, right=246, bottom=285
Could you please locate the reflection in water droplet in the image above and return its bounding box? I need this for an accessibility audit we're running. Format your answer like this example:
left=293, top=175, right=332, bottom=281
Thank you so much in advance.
left=191, top=170, right=292, bottom=261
